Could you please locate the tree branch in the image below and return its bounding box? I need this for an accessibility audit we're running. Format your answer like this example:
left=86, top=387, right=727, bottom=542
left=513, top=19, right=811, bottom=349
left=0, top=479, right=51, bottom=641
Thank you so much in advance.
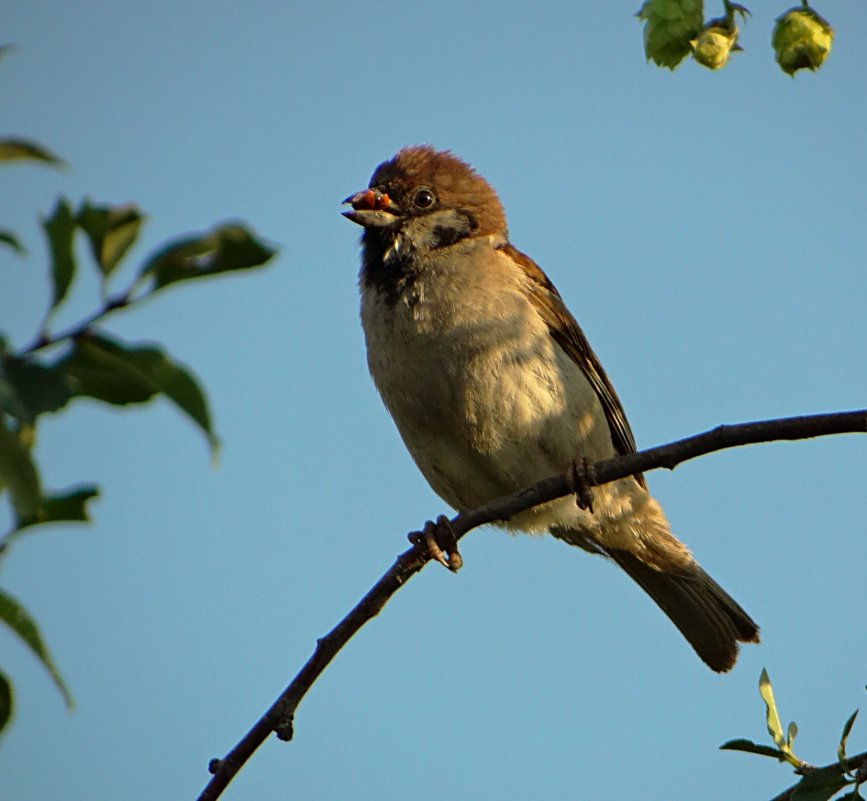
left=196, top=410, right=866, bottom=801
left=768, top=751, right=867, bottom=801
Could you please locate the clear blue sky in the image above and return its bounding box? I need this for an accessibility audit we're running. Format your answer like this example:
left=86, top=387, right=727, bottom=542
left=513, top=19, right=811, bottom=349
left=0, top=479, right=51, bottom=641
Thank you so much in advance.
left=2, top=2, right=865, bottom=800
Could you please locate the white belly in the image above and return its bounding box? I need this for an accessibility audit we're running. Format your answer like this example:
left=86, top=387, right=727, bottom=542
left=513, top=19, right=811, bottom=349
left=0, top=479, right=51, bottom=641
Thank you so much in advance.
left=360, top=250, right=617, bottom=532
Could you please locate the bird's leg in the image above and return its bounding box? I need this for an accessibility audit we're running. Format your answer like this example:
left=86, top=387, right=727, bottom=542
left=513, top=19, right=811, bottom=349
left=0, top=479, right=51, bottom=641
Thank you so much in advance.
left=567, top=457, right=597, bottom=512
left=408, top=514, right=463, bottom=572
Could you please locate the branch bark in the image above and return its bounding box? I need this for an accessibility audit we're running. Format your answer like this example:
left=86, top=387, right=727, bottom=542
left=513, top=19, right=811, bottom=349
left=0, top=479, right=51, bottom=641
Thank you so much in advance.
left=768, top=751, right=867, bottom=801
left=196, top=409, right=866, bottom=801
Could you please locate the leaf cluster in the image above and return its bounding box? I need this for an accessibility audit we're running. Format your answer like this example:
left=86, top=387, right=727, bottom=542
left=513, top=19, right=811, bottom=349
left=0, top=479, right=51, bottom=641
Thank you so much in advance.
left=721, top=669, right=865, bottom=801
left=636, top=0, right=834, bottom=74
left=0, top=131, right=276, bottom=735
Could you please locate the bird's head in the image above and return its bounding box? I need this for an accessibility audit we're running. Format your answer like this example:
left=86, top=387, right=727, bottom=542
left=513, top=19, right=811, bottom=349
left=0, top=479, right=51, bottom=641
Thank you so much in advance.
left=342, top=146, right=507, bottom=255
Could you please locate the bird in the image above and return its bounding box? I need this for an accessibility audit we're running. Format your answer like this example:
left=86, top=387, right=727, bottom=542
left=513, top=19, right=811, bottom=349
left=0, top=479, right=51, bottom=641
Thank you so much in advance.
left=342, top=145, right=759, bottom=672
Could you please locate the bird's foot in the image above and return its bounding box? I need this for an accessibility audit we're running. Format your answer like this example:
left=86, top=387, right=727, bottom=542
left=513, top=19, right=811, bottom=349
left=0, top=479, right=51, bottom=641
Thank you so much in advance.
left=408, top=514, right=463, bottom=572
left=568, top=458, right=597, bottom=512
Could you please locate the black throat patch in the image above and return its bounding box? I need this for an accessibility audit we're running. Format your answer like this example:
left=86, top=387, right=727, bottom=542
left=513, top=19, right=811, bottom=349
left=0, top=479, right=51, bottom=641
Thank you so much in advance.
left=359, top=228, right=419, bottom=307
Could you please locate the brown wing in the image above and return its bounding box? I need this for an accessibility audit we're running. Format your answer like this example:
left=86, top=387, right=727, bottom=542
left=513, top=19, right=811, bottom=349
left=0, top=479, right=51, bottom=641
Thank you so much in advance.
left=499, top=243, right=646, bottom=489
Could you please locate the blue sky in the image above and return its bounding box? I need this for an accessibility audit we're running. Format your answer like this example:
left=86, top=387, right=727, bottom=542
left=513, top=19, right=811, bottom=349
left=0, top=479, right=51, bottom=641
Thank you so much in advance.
left=2, top=2, right=865, bottom=800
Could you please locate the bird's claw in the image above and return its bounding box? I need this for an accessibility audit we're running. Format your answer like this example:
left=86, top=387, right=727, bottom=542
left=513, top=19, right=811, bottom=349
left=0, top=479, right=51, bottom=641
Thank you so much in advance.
left=409, top=514, right=463, bottom=572
left=568, top=458, right=597, bottom=512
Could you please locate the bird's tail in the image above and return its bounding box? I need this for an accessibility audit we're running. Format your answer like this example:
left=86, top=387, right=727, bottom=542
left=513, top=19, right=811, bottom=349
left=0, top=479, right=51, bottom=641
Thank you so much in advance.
left=604, top=547, right=760, bottom=672
left=550, top=482, right=759, bottom=671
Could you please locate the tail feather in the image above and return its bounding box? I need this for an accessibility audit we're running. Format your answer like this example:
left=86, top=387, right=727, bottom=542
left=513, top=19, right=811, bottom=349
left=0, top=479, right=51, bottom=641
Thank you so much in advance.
left=607, top=548, right=760, bottom=672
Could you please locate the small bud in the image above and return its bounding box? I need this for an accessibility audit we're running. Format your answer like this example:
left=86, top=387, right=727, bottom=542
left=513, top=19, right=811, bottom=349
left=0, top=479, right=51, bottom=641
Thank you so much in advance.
left=691, top=21, right=741, bottom=70
left=772, top=6, right=834, bottom=76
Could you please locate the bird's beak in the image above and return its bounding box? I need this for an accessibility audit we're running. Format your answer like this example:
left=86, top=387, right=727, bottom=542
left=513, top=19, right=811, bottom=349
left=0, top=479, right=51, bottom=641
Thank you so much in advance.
left=341, top=188, right=401, bottom=227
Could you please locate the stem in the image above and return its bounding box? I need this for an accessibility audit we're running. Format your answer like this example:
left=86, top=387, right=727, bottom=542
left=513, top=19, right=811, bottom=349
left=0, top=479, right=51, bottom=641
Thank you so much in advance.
left=21, top=291, right=134, bottom=356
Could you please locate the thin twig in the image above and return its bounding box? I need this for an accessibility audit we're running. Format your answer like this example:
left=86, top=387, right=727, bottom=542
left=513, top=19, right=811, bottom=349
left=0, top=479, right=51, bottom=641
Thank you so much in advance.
left=196, top=410, right=866, bottom=801
left=21, top=291, right=133, bottom=355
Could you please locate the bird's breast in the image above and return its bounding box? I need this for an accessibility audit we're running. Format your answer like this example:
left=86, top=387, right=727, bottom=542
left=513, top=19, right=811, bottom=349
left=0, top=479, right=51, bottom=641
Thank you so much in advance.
left=359, top=247, right=614, bottom=514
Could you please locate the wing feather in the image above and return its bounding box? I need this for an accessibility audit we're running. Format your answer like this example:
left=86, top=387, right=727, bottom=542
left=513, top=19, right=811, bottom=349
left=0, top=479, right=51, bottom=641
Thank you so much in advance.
left=499, top=243, right=646, bottom=488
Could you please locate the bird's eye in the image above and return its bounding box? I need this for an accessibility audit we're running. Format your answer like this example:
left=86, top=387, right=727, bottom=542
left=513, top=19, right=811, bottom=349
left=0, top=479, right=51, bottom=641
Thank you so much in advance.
left=413, top=188, right=435, bottom=209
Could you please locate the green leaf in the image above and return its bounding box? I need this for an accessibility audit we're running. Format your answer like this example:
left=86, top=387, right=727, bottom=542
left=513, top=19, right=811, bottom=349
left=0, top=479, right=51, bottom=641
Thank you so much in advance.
left=58, top=335, right=156, bottom=404
left=759, top=668, right=787, bottom=751
left=719, top=738, right=787, bottom=760
left=0, top=138, right=66, bottom=168
left=58, top=332, right=218, bottom=454
left=0, top=356, right=75, bottom=423
left=0, top=376, right=31, bottom=423
left=788, top=720, right=799, bottom=750
left=1, top=485, right=99, bottom=560
left=10, top=485, right=100, bottom=535
left=790, top=764, right=850, bottom=801
left=636, top=0, right=704, bottom=69
left=76, top=200, right=144, bottom=281
left=0, top=670, right=12, bottom=735
left=140, top=222, right=276, bottom=293
left=0, top=229, right=26, bottom=256
left=0, top=588, right=73, bottom=709
left=42, top=198, right=77, bottom=311
left=838, top=709, right=859, bottom=765
left=0, top=417, right=41, bottom=522
left=37, top=485, right=99, bottom=526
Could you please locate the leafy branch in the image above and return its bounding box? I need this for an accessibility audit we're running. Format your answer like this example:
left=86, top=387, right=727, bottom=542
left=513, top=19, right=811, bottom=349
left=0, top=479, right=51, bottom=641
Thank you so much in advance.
left=723, top=669, right=866, bottom=801
left=1, top=200, right=276, bottom=536
left=0, top=132, right=277, bottom=735
left=197, top=410, right=866, bottom=801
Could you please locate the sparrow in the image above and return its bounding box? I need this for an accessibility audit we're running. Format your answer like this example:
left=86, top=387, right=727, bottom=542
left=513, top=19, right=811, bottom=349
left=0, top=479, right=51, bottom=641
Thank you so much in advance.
left=343, top=145, right=759, bottom=672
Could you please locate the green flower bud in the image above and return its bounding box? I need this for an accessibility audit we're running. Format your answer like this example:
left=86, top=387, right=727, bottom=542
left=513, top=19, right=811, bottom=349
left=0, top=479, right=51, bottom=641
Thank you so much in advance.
left=691, top=21, right=741, bottom=70
left=772, top=6, right=834, bottom=76
left=637, top=0, right=704, bottom=69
